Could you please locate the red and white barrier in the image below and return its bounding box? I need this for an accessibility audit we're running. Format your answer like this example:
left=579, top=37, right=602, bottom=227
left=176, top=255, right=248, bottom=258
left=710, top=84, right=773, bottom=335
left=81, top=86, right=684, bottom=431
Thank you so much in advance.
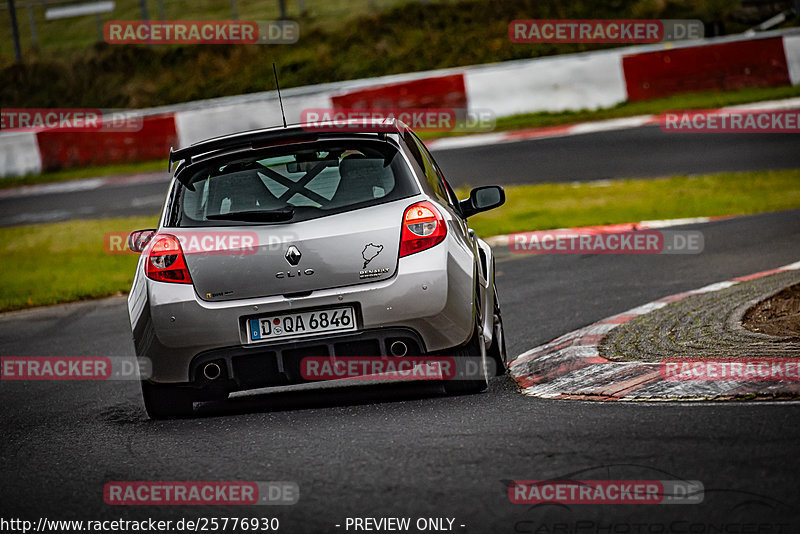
left=622, top=36, right=791, bottom=101
left=3, top=30, right=799, bottom=178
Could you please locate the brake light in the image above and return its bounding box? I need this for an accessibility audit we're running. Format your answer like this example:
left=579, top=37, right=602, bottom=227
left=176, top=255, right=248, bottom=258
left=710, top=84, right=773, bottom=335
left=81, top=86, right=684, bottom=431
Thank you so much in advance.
left=145, top=234, right=193, bottom=284
left=399, top=201, right=447, bottom=257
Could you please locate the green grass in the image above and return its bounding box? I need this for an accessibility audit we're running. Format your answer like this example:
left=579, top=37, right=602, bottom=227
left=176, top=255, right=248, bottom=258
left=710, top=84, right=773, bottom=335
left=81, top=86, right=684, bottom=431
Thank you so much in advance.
left=462, top=169, right=800, bottom=237
left=0, top=0, right=412, bottom=57
left=0, top=216, right=157, bottom=312
left=2, top=169, right=800, bottom=312
left=4, top=0, right=772, bottom=109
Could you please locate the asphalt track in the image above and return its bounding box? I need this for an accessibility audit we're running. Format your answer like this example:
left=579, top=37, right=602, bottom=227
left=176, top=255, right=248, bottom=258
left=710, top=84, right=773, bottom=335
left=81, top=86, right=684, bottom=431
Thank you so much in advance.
left=2, top=209, right=800, bottom=531
left=1, top=125, right=799, bottom=226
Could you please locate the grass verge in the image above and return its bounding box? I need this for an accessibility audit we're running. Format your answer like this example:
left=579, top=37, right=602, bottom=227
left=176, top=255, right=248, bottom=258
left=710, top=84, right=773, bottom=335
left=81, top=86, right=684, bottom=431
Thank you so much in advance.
left=463, top=169, right=800, bottom=237
left=0, top=216, right=157, bottom=312
left=2, top=169, right=799, bottom=312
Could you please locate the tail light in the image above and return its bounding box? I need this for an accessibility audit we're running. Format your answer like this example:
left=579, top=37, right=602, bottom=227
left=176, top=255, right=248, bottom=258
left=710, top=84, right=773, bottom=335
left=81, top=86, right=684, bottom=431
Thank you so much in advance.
left=145, top=234, right=193, bottom=284
left=399, top=201, right=447, bottom=258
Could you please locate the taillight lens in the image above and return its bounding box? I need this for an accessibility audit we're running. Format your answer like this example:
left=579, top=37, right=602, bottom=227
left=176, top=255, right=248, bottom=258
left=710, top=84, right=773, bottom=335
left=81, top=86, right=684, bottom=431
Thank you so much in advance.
left=399, top=201, right=447, bottom=258
left=145, top=234, right=193, bottom=284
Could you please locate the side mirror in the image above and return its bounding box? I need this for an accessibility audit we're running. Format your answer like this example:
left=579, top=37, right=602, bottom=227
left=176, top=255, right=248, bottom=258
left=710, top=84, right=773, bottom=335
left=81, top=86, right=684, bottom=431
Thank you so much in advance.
left=128, top=229, right=157, bottom=253
left=459, top=186, right=505, bottom=218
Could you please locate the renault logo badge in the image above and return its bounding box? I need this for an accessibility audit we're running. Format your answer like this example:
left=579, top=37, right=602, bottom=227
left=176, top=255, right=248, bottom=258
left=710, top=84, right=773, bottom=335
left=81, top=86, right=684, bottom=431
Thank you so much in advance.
left=285, top=245, right=301, bottom=266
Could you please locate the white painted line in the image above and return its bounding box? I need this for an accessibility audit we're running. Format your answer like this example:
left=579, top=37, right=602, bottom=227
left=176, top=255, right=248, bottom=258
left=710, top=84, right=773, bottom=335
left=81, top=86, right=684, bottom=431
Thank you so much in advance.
left=5, top=210, right=75, bottom=224
left=568, top=115, right=656, bottom=135
left=721, top=96, right=800, bottom=111
left=426, top=132, right=509, bottom=151
left=130, top=195, right=165, bottom=208
left=0, top=178, right=104, bottom=199
left=638, top=217, right=712, bottom=229
left=623, top=301, right=670, bottom=316
left=688, top=281, right=738, bottom=294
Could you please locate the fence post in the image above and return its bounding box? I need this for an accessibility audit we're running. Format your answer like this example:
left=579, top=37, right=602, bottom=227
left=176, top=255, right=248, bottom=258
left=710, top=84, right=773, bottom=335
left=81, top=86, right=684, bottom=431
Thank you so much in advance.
left=8, top=0, right=23, bottom=62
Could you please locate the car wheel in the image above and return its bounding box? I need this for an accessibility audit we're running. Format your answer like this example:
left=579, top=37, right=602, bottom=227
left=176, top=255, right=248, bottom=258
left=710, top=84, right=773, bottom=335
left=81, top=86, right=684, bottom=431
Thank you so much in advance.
left=140, top=381, right=196, bottom=419
left=487, top=287, right=508, bottom=376
left=443, top=326, right=489, bottom=395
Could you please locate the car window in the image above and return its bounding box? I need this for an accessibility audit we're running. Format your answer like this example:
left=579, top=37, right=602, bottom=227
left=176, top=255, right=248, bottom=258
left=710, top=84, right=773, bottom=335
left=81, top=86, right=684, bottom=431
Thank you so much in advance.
left=404, top=132, right=450, bottom=205
left=172, top=141, right=418, bottom=227
left=405, top=131, right=460, bottom=210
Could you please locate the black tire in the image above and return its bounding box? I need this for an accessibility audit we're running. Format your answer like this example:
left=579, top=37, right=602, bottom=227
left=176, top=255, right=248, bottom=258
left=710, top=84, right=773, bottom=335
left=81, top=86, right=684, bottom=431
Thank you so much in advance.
left=486, top=287, right=508, bottom=376
left=140, top=381, right=196, bottom=419
left=443, top=327, right=489, bottom=395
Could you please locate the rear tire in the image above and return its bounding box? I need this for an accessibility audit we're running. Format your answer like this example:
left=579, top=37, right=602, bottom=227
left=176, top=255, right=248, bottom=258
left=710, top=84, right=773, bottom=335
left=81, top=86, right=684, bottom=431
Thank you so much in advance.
left=487, top=287, right=508, bottom=376
left=140, top=381, right=196, bottom=419
left=443, top=327, right=489, bottom=395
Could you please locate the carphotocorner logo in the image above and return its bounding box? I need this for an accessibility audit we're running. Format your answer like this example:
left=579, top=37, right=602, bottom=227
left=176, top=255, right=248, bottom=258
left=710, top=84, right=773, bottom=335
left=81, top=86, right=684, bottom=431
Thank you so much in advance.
left=0, top=109, right=142, bottom=133
left=509, top=19, right=703, bottom=44
left=103, top=481, right=299, bottom=505
left=300, top=108, right=495, bottom=133
left=104, top=20, right=298, bottom=44
left=661, top=110, right=800, bottom=133
left=510, top=229, right=703, bottom=254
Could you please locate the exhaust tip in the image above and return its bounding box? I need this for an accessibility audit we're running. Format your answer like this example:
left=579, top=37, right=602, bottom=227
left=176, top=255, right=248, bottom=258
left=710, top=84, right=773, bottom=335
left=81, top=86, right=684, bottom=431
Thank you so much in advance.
left=203, top=362, right=222, bottom=380
left=390, top=341, right=408, bottom=357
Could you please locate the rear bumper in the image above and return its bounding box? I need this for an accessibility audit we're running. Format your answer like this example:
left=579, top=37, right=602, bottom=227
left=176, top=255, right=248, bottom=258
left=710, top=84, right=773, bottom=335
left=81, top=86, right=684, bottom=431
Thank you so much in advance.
left=188, top=327, right=426, bottom=392
left=129, top=245, right=474, bottom=383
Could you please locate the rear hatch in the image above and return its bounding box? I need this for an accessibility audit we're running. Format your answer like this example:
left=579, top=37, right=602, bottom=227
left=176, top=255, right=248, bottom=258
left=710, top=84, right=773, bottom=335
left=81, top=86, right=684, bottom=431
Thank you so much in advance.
left=168, top=137, right=420, bottom=301
left=181, top=201, right=409, bottom=301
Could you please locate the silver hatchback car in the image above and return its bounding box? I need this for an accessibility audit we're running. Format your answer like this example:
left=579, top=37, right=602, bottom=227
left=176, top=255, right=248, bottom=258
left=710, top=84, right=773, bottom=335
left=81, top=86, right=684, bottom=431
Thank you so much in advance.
left=127, top=119, right=507, bottom=418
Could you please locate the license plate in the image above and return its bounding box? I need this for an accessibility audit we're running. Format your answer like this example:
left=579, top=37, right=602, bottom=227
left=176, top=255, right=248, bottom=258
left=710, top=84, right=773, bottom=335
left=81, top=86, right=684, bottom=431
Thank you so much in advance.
left=248, top=307, right=356, bottom=342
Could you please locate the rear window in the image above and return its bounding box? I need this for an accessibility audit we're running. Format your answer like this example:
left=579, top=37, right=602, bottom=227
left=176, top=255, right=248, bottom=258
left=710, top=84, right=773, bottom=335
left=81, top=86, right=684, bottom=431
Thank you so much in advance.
left=168, top=140, right=418, bottom=227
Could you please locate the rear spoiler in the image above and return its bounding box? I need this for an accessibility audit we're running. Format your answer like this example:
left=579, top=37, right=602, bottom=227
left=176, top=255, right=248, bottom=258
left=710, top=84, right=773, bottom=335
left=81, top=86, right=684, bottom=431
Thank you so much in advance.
left=168, top=120, right=405, bottom=185
left=168, top=125, right=314, bottom=172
